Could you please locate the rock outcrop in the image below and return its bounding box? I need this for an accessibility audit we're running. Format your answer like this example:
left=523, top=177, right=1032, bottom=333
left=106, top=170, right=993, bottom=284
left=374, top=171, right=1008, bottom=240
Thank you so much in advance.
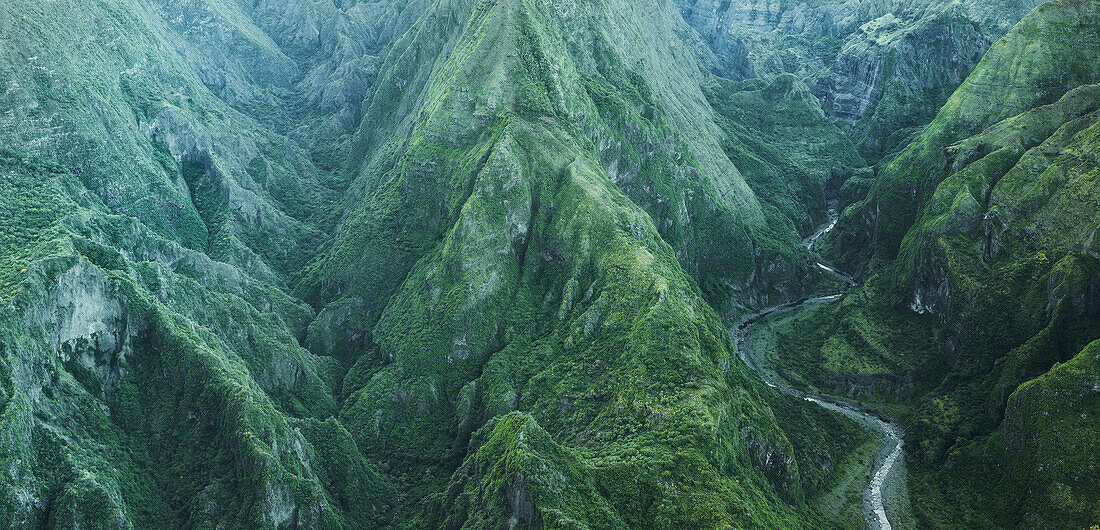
left=675, top=0, right=1041, bottom=160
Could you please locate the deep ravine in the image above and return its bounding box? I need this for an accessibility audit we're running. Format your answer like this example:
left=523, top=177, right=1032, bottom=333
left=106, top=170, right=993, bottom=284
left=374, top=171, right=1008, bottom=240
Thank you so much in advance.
left=734, top=206, right=904, bottom=530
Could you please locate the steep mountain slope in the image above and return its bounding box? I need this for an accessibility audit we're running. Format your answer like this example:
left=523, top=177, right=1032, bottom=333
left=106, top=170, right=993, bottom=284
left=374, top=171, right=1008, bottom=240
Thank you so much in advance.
left=299, top=0, right=866, bottom=525
left=0, top=152, right=396, bottom=527
left=0, top=0, right=406, bottom=525
left=6, top=0, right=1093, bottom=527
left=775, top=0, right=1100, bottom=526
left=706, top=74, right=867, bottom=238
left=0, top=0, right=877, bottom=527
left=295, top=0, right=852, bottom=324
left=675, top=0, right=1041, bottom=161
left=0, top=0, right=340, bottom=278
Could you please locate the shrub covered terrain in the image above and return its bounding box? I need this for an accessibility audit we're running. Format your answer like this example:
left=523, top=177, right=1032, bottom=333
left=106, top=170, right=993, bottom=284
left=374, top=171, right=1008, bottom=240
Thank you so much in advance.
left=0, top=0, right=878, bottom=527
left=1, top=0, right=1097, bottom=528
left=771, top=0, right=1100, bottom=526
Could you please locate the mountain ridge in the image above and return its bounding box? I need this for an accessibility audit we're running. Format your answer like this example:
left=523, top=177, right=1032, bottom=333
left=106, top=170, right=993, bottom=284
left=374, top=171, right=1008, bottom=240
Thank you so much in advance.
left=0, top=0, right=1097, bottom=527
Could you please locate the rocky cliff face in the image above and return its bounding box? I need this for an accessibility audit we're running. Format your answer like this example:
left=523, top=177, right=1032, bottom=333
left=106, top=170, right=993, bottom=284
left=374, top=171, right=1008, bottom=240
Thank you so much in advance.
left=0, top=151, right=392, bottom=527
left=992, top=338, right=1100, bottom=526
left=675, top=0, right=1041, bottom=160
left=0, top=0, right=873, bottom=527
left=811, top=0, right=1100, bottom=526
left=3, top=0, right=1095, bottom=527
left=0, top=0, right=405, bottom=524
left=297, top=0, right=849, bottom=525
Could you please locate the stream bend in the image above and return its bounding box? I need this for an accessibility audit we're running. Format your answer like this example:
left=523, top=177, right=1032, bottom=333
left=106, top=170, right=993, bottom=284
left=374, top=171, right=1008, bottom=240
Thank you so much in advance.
left=735, top=206, right=903, bottom=530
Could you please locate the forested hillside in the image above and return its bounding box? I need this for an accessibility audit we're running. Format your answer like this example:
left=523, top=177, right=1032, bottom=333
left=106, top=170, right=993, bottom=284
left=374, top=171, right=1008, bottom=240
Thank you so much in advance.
left=0, top=0, right=1095, bottom=528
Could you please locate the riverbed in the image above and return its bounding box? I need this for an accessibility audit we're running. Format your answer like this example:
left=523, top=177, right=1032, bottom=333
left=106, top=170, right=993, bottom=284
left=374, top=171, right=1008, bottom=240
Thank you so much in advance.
left=734, top=207, right=905, bottom=530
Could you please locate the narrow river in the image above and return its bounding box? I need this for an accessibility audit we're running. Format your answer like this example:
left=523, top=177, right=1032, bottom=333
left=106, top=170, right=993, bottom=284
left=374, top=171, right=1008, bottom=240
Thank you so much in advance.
left=734, top=204, right=903, bottom=530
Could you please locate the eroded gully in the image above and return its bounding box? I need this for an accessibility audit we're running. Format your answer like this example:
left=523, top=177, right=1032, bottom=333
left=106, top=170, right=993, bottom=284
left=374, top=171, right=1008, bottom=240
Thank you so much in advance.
left=733, top=202, right=904, bottom=530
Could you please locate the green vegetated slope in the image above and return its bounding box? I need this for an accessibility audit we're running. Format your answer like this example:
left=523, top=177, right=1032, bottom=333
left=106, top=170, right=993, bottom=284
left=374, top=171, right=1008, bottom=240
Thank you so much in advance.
left=296, top=0, right=849, bottom=325
left=0, top=149, right=395, bottom=527
left=300, top=0, right=868, bottom=526
left=768, top=0, right=1100, bottom=526
left=751, top=277, right=944, bottom=401
left=675, top=0, right=1041, bottom=162
left=0, top=0, right=337, bottom=279
left=0, top=0, right=880, bottom=528
left=706, top=74, right=867, bottom=233
left=815, top=0, right=1042, bottom=162
left=0, top=0, right=400, bottom=526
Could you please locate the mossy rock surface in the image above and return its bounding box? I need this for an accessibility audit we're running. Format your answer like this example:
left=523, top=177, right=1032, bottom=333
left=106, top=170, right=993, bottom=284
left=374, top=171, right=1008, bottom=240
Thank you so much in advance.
left=1, top=0, right=1098, bottom=527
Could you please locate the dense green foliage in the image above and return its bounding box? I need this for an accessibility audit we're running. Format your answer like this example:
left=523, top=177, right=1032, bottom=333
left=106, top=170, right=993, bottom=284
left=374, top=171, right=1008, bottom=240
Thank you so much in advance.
left=772, top=0, right=1100, bottom=526
left=299, top=0, right=870, bottom=525
left=0, top=150, right=394, bottom=528
left=706, top=75, right=865, bottom=236
left=0, top=0, right=889, bottom=527
left=676, top=0, right=1041, bottom=163
left=2, top=0, right=1097, bottom=527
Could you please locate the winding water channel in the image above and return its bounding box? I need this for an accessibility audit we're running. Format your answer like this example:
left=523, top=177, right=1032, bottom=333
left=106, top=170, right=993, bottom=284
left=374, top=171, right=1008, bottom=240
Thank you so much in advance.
left=734, top=204, right=904, bottom=530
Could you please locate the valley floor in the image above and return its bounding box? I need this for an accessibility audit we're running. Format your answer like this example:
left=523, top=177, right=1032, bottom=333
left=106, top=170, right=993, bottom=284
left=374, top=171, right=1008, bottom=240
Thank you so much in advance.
left=735, top=213, right=916, bottom=529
